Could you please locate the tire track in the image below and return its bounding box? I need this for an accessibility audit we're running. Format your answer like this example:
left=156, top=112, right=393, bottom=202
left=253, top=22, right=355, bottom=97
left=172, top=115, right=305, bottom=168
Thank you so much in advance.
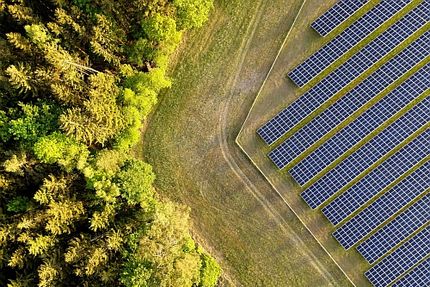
left=216, top=0, right=339, bottom=285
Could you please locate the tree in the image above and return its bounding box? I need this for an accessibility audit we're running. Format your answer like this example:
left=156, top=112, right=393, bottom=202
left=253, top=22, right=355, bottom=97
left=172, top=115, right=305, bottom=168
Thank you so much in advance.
left=5, top=63, right=34, bottom=94
left=59, top=73, right=127, bottom=145
left=116, top=159, right=155, bottom=207
left=7, top=102, right=59, bottom=147
left=198, top=248, right=221, bottom=287
left=121, top=202, right=202, bottom=287
left=90, top=14, right=125, bottom=67
left=33, top=133, right=89, bottom=171
left=0, top=0, right=219, bottom=286
left=173, top=0, right=214, bottom=30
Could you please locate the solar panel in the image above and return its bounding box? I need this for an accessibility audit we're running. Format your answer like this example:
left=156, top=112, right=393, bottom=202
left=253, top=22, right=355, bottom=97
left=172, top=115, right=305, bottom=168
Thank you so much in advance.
left=331, top=162, right=430, bottom=251
left=289, top=0, right=417, bottom=87
left=365, top=226, right=430, bottom=287
left=322, top=108, right=430, bottom=225
left=311, top=0, right=369, bottom=36
left=289, top=63, right=430, bottom=185
left=257, top=2, right=428, bottom=145
left=269, top=32, right=430, bottom=171
left=301, top=107, right=430, bottom=210
left=256, top=0, right=430, bottom=284
left=357, top=194, right=430, bottom=264
left=392, top=257, right=430, bottom=287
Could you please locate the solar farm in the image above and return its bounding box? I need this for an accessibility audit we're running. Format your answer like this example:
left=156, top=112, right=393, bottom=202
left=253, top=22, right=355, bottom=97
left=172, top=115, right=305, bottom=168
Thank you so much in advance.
left=254, top=0, right=430, bottom=286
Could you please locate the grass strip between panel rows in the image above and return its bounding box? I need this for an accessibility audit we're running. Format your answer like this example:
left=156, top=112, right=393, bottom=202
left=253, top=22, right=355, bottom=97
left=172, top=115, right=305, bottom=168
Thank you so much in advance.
left=298, top=0, right=421, bottom=92
left=266, top=0, right=426, bottom=150
left=317, top=124, right=430, bottom=209
left=298, top=87, right=430, bottom=189
left=388, top=251, right=430, bottom=285
left=336, top=156, right=430, bottom=230
left=283, top=57, right=430, bottom=173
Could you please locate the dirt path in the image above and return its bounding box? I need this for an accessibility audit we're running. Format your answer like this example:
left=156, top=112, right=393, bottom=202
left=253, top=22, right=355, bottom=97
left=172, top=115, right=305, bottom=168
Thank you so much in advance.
left=142, top=0, right=351, bottom=285
left=216, top=0, right=340, bottom=284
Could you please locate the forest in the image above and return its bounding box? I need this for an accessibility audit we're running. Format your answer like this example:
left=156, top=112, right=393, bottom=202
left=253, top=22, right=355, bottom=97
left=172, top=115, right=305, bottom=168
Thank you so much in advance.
left=0, top=0, right=220, bottom=286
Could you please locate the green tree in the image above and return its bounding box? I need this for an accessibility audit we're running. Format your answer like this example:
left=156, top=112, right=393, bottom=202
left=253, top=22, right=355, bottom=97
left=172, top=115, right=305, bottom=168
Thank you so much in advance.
left=0, top=0, right=218, bottom=286
left=7, top=102, right=60, bottom=147
left=173, top=0, right=214, bottom=29
left=198, top=249, right=221, bottom=287
left=116, top=159, right=155, bottom=207
left=33, top=133, right=89, bottom=171
left=121, top=202, right=202, bottom=287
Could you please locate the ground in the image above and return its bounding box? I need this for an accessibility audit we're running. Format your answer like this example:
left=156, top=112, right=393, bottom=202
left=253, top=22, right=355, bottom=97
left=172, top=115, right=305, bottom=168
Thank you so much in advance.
left=138, top=0, right=352, bottom=286
left=236, top=0, right=426, bottom=286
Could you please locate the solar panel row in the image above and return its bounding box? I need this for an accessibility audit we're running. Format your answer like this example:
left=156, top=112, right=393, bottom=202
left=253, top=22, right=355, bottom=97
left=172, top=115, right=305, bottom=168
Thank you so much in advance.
left=323, top=115, right=430, bottom=226
left=358, top=194, right=430, bottom=264
left=365, top=226, right=430, bottom=287
left=332, top=161, right=430, bottom=253
left=257, top=0, right=430, bottom=285
left=257, top=2, right=425, bottom=146
left=311, top=0, right=368, bottom=36
left=392, top=257, right=430, bottom=287
left=269, top=26, right=430, bottom=171
left=289, top=0, right=412, bottom=87
left=290, top=62, right=430, bottom=185
left=301, top=104, right=430, bottom=209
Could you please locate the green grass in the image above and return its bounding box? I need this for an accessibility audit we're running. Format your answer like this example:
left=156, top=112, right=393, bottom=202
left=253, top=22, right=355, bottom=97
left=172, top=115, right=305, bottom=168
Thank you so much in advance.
left=314, top=123, right=429, bottom=209
left=302, top=87, right=429, bottom=187
left=390, top=252, right=430, bottom=285
left=137, top=0, right=352, bottom=286
left=236, top=0, right=429, bottom=285
left=266, top=0, right=425, bottom=150
left=283, top=58, right=430, bottom=173
left=345, top=160, right=430, bottom=244
left=296, top=0, right=421, bottom=92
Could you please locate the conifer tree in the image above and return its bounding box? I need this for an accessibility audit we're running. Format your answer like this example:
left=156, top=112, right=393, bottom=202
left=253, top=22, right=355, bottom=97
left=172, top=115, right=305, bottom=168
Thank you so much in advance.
left=0, top=0, right=219, bottom=286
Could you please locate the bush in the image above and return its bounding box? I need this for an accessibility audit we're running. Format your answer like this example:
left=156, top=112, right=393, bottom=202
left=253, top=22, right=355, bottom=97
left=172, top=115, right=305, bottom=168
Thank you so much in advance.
left=199, top=248, right=221, bottom=287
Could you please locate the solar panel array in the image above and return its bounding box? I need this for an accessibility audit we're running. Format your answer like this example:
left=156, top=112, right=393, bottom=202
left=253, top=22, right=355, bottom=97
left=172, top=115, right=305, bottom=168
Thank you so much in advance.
left=269, top=29, right=430, bottom=171
left=365, top=226, right=430, bottom=287
left=311, top=0, right=368, bottom=36
left=289, top=62, right=430, bottom=185
left=358, top=194, right=430, bottom=264
left=391, top=257, right=430, bottom=287
left=301, top=105, right=429, bottom=209
left=257, top=2, right=427, bottom=145
left=256, top=0, right=430, bottom=285
left=332, top=161, right=430, bottom=251
left=289, top=0, right=412, bottom=87
left=323, top=122, right=430, bottom=225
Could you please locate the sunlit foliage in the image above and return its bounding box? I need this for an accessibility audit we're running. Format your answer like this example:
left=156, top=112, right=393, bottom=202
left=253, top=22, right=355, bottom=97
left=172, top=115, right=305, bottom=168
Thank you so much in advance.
left=0, top=0, right=218, bottom=286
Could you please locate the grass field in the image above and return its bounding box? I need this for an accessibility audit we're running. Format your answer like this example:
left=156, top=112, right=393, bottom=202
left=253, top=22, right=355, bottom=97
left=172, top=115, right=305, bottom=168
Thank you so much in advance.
left=137, top=0, right=352, bottom=286
left=236, top=0, right=428, bottom=286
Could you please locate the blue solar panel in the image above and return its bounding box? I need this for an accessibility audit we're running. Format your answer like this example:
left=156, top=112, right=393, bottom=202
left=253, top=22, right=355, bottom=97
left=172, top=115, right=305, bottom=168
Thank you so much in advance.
left=322, top=107, right=430, bottom=225
left=257, top=0, right=430, bottom=285
left=365, top=226, right=430, bottom=287
left=301, top=108, right=430, bottom=209
left=290, top=63, right=430, bottom=184
left=358, top=194, right=430, bottom=264
left=331, top=162, right=430, bottom=251
left=257, top=3, right=428, bottom=145
left=392, top=257, right=430, bottom=287
left=311, top=0, right=368, bottom=36
left=290, top=0, right=414, bottom=87
left=270, top=37, right=430, bottom=172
